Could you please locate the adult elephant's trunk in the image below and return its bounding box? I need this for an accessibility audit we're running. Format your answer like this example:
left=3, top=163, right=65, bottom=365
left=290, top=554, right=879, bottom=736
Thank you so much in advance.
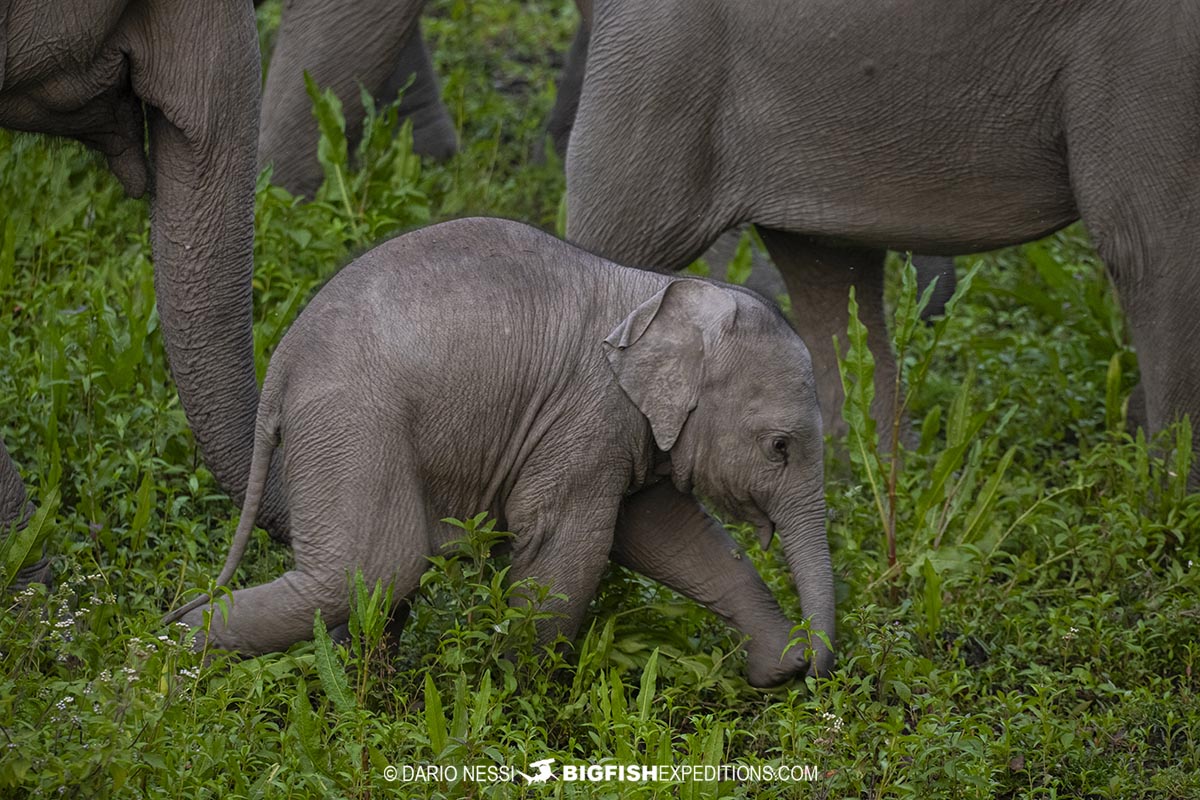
left=131, top=0, right=287, bottom=538
left=771, top=491, right=836, bottom=677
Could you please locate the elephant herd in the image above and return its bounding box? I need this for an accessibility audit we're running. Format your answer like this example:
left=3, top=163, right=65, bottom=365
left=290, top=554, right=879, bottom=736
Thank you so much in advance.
left=3, top=0, right=1198, bottom=683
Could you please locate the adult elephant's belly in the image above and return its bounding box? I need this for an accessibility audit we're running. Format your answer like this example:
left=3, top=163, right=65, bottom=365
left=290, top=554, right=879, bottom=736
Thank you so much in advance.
left=754, top=138, right=1080, bottom=256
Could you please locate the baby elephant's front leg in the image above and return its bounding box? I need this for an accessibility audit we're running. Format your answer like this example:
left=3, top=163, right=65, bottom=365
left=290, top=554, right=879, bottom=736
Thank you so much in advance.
left=612, top=482, right=807, bottom=688
left=506, top=496, right=622, bottom=647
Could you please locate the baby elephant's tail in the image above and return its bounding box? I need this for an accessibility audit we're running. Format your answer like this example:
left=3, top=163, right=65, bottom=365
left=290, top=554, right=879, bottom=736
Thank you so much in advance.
left=162, top=383, right=283, bottom=627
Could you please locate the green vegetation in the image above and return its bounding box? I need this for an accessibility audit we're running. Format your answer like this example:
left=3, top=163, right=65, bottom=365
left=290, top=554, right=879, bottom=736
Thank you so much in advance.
left=2, top=1, right=1198, bottom=797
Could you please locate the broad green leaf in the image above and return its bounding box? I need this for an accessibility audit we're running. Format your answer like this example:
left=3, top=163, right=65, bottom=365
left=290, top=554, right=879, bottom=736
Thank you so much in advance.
left=961, top=446, right=1016, bottom=545
left=0, top=217, right=15, bottom=296
left=637, top=648, right=659, bottom=722
left=835, top=288, right=887, bottom=533
left=129, top=470, right=155, bottom=551
left=312, top=610, right=355, bottom=715
left=1, top=487, right=58, bottom=589
left=425, top=672, right=447, bottom=756
left=1104, top=352, right=1125, bottom=433
left=451, top=673, right=469, bottom=741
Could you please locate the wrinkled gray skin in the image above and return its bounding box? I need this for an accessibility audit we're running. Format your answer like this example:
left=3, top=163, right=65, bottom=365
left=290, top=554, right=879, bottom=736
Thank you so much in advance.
left=0, top=0, right=290, bottom=583
left=257, top=0, right=588, bottom=198
left=259, top=0, right=958, bottom=311
left=702, top=230, right=956, bottom=321
left=166, top=218, right=835, bottom=685
left=567, top=0, right=1200, bottom=484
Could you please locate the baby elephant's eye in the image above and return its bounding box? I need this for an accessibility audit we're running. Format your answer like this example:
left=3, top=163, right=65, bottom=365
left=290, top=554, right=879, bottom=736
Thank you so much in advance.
left=760, top=434, right=790, bottom=464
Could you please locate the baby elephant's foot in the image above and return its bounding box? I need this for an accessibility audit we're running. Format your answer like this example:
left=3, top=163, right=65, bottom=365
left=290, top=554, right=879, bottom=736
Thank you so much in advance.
left=178, top=609, right=215, bottom=654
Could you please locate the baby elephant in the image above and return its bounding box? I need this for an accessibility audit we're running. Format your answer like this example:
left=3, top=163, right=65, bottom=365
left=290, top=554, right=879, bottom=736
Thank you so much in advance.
left=166, top=218, right=834, bottom=685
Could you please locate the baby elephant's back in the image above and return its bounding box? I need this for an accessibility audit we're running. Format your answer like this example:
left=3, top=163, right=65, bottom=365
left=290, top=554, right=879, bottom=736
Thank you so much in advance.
left=271, top=218, right=611, bottom=420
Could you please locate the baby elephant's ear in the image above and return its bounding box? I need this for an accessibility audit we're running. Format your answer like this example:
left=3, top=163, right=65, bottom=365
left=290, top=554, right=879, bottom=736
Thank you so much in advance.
left=603, top=279, right=738, bottom=450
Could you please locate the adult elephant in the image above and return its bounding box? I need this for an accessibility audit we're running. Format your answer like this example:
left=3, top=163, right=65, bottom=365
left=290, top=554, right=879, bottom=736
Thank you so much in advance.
left=257, top=0, right=958, bottom=306
left=0, top=0, right=289, bottom=584
left=257, top=0, right=590, bottom=198
left=566, top=0, right=1200, bottom=485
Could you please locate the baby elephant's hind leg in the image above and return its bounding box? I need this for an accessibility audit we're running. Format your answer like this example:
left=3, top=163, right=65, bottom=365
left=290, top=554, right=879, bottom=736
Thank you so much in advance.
left=183, top=570, right=352, bottom=655
left=188, top=427, right=432, bottom=656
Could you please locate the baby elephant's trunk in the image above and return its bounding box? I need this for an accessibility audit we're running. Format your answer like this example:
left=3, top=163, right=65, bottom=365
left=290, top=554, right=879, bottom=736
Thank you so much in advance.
left=773, top=495, right=836, bottom=677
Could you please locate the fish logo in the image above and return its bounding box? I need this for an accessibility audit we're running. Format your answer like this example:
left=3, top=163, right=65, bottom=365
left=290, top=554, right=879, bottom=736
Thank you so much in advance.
left=516, top=758, right=556, bottom=784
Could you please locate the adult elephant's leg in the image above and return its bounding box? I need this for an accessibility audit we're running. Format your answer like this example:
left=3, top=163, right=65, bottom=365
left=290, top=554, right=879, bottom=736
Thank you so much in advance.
left=1099, top=240, right=1200, bottom=489
left=564, top=29, right=733, bottom=273
left=611, top=482, right=808, bottom=688
left=544, top=18, right=590, bottom=159
left=913, top=255, right=958, bottom=320
left=1083, top=204, right=1200, bottom=489
left=760, top=230, right=898, bottom=448
left=0, top=442, right=47, bottom=588
left=378, top=22, right=457, bottom=161
left=565, top=152, right=725, bottom=273
left=260, top=0, right=422, bottom=197
left=125, top=0, right=287, bottom=538
left=1066, top=43, right=1200, bottom=489
left=565, top=141, right=730, bottom=274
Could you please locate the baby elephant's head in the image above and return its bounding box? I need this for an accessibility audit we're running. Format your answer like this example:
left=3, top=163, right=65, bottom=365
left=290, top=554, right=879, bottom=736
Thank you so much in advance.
left=604, top=278, right=834, bottom=677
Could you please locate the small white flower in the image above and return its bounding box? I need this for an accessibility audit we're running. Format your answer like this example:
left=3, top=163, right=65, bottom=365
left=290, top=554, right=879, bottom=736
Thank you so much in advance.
left=821, top=712, right=844, bottom=733
left=179, top=667, right=200, bottom=680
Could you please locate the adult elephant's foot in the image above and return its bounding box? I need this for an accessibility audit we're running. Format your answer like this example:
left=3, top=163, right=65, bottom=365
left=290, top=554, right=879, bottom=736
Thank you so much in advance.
left=3, top=502, right=53, bottom=593
left=408, top=108, right=458, bottom=162
left=11, top=551, right=52, bottom=592
left=2, top=446, right=52, bottom=591
left=3, top=519, right=52, bottom=592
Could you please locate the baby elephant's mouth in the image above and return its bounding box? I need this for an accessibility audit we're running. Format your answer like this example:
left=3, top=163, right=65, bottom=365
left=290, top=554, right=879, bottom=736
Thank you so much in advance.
left=704, top=494, right=776, bottom=548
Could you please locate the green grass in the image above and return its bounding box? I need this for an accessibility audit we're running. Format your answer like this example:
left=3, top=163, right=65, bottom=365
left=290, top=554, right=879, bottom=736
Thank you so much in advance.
left=2, top=1, right=1199, bottom=797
